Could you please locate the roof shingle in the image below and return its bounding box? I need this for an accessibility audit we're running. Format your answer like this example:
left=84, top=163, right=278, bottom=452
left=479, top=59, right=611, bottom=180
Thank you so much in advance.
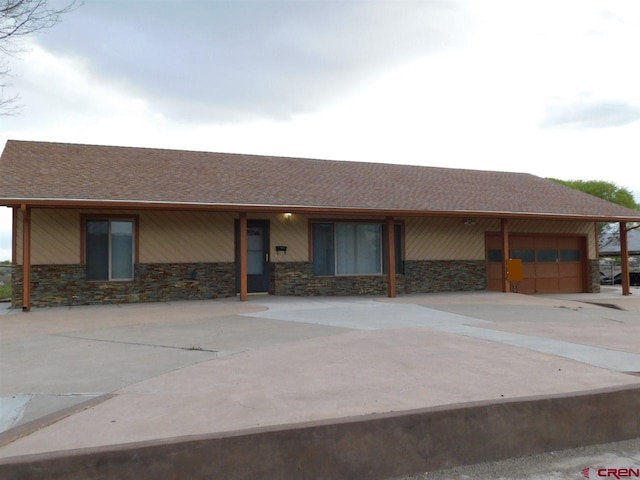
left=1, top=140, right=639, bottom=221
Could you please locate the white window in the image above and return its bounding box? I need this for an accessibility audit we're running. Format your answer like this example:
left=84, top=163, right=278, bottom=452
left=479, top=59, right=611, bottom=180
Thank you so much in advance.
left=86, top=219, right=134, bottom=281
left=312, top=222, right=402, bottom=276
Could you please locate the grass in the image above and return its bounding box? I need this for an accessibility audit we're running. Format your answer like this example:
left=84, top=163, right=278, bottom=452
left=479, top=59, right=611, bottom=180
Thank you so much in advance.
left=0, top=283, right=11, bottom=299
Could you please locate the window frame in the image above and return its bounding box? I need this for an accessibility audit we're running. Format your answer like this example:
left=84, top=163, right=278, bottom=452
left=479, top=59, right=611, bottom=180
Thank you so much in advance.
left=310, top=220, right=404, bottom=277
left=81, top=215, right=139, bottom=282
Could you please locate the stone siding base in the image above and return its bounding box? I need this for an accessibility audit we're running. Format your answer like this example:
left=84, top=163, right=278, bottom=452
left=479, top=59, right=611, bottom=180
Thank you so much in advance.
left=12, top=263, right=235, bottom=308
left=403, top=260, right=486, bottom=294
left=271, top=261, right=486, bottom=296
left=589, top=259, right=601, bottom=293
left=13, top=260, right=486, bottom=307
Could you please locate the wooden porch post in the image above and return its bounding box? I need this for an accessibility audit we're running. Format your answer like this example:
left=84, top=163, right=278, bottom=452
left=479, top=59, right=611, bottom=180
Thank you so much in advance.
left=501, top=219, right=511, bottom=293
left=239, top=212, right=248, bottom=301
left=620, top=222, right=630, bottom=296
left=21, top=204, right=31, bottom=311
left=386, top=216, right=396, bottom=298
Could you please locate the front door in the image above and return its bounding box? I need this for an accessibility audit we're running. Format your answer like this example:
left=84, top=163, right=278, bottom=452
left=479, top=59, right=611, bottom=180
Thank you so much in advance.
left=235, top=220, right=270, bottom=293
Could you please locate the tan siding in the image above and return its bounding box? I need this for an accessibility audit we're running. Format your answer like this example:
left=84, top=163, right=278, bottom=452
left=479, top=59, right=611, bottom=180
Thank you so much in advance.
left=260, top=213, right=309, bottom=263
left=405, top=218, right=494, bottom=261
left=15, top=208, right=22, bottom=265
left=30, top=209, right=80, bottom=265
left=15, top=209, right=598, bottom=266
left=140, top=211, right=235, bottom=263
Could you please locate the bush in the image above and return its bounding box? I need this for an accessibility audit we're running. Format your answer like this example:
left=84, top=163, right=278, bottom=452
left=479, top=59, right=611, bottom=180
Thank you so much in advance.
left=0, top=283, right=11, bottom=299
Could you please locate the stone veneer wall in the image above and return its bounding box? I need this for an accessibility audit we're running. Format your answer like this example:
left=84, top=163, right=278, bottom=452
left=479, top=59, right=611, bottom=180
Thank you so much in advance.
left=402, top=260, right=486, bottom=293
left=12, top=263, right=235, bottom=308
left=271, top=260, right=486, bottom=296
left=588, top=259, right=601, bottom=293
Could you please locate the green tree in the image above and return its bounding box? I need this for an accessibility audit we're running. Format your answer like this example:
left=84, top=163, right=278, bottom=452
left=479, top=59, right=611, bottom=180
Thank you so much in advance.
left=547, top=179, right=639, bottom=250
left=547, top=179, right=638, bottom=210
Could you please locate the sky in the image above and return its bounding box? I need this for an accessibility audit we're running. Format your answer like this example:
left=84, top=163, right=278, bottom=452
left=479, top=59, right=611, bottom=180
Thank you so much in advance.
left=1, top=0, right=640, bottom=261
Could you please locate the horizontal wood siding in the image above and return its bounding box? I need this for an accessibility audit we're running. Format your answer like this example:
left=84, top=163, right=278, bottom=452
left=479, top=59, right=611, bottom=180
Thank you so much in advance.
left=15, top=210, right=597, bottom=267
left=249, top=213, right=309, bottom=263
left=139, top=211, right=234, bottom=263
left=14, top=209, right=80, bottom=265
left=405, top=218, right=495, bottom=261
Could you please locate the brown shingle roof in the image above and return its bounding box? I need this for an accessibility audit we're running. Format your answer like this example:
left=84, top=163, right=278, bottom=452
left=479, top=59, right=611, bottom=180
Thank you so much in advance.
left=1, top=140, right=639, bottom=221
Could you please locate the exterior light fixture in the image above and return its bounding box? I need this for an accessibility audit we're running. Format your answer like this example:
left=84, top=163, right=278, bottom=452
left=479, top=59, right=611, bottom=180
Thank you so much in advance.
left=284, top=212, right=292, bottom=220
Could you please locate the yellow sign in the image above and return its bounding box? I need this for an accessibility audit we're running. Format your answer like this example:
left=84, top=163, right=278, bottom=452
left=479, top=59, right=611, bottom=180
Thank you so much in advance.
left=507, top=258, right=524, bottom=282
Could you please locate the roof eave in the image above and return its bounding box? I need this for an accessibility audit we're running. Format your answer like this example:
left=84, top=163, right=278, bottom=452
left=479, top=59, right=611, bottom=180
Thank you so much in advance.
left=2, top=197, right=639, bottom=223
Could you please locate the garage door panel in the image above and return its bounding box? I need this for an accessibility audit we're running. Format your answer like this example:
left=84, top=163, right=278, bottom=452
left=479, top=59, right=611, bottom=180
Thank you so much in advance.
left=535, top=263, right=559, bottom=278
left=486, top=234, right=585, bottom=294
left=536, top=278, right=560, bottom=293
left=511, top=236, right=535, bottom=249
left=559, top=262, right=581, bottom=277
left=559, top=277, right=582, bottom=292
left=535, top=237, right=558, bottom=249
left=516, top=278, right=535, bottom=294
left=558, top=237, right=581, bottom=249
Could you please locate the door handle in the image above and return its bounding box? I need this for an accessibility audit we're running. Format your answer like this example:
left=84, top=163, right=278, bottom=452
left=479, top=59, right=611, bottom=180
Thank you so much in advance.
left=265, top=253, right=269, bottom=262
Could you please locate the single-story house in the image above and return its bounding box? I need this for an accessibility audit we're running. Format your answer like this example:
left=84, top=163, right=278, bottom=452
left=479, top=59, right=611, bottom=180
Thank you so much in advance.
left=1, top=140, right=639, bottom=311
left=600, top=229, right=640, bottom=257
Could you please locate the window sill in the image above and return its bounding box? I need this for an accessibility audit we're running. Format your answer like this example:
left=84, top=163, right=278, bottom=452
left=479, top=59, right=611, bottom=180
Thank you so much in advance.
left=86, top=279, right=135, bottom=283
left=314, top=273, right=405, bottom=278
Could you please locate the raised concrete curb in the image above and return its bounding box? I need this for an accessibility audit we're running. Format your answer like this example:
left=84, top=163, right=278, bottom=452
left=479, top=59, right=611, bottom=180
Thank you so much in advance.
left=0, top=394, right=115, bottom=449
left=1, top=385, right=639, bottom=480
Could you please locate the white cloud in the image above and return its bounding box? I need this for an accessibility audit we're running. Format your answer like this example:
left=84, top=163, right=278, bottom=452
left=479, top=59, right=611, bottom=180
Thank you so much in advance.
left=1, top=0, right=639, bottom=256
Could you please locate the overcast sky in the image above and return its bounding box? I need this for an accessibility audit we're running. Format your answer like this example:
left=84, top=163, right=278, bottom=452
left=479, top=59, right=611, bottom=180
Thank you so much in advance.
left=1, top=0, right=640, bottom=261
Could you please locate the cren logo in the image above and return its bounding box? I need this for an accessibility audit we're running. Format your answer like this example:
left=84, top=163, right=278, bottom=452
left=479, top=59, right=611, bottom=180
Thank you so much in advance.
left=582, top=467, right=640, bottom=478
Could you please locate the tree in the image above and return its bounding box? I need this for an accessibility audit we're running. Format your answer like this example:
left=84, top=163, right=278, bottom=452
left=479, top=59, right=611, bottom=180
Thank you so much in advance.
left=1, top=0, right=78, bottom=113
left=547, top=178, right=640, bottom=251
left=547, top=178, right=638, bottom=210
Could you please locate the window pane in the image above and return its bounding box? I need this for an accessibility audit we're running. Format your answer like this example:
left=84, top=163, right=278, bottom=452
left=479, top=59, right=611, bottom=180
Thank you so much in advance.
left=537, top=249, right=558, bottom=262
left=246, top=227, right=264, bottom=275
left=356, top=224, right=381, bottom=274
left=111, top=221, right=133, bottom=279
left=336, top=223, right=357, bottom=274
left=559, top=249, right=581, bottom=261
left=336, top=223, right=382, bottom=275
left=86, top=220, right=109, bottom=280
left=487, top=249, right=502, bottom=262
left=312, top=223, right=335, bottom=275
left=511, top=249, right=535, bottom=262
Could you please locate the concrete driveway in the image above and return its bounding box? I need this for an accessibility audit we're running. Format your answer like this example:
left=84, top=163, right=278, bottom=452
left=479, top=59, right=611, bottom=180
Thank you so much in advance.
left=1, top=288, right=640, bottom=476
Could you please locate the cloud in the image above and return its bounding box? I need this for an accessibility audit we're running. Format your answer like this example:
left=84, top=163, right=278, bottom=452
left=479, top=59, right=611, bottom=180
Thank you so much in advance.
left=35, top=1, right=469, bottom=122
left=541, top=98, right=640, bottom=129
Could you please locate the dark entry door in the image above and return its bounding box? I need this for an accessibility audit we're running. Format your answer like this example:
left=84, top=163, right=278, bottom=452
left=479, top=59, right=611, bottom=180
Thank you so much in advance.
left=236, top=220, right=270, bottom=293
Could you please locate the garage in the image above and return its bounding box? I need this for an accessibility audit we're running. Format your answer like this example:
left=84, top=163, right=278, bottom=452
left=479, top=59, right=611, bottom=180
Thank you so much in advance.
left=486, top=234, right=587, bottom=294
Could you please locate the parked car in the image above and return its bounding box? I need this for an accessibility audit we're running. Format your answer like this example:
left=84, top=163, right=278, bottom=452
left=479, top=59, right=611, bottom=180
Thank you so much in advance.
left=609, top=272, right=640, bottom=286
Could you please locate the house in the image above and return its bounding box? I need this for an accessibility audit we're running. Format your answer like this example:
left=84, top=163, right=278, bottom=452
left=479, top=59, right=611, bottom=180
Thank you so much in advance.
left=1, top=140, right=639, bottom=311
left=600, top=229, right=640, bottom=257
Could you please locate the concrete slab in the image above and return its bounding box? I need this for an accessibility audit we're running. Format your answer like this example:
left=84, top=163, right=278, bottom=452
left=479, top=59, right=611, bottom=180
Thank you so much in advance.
left=1, top=291, right=640, bottom=478
left=247, top=295, right=640, bottom=371
left=0, top=300, right=347, bottom=436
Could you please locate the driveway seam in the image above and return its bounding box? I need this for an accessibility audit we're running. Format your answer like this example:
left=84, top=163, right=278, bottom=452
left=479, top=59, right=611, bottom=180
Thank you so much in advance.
left=51, top=334, right=220, bottom=353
